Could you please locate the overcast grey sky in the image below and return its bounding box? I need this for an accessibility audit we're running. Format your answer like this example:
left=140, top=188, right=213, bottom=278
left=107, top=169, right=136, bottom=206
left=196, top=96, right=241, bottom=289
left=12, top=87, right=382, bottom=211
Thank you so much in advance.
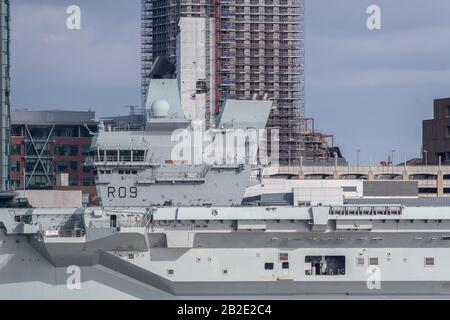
left=10, top=0, right=450, bottom=165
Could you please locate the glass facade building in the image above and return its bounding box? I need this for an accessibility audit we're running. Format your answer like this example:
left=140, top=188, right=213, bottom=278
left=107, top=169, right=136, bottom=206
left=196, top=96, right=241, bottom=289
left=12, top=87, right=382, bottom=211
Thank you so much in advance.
left=9, top=110, right=97, bottom=196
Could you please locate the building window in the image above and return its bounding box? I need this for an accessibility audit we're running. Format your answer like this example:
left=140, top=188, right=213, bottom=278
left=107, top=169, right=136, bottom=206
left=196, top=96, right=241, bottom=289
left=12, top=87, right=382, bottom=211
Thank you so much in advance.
left=83, top=178, right=94, bottom=186
left=11, top=144, right=21, bottom=155
left=54, top=126, right=78, bottom=137
left=55, top=145, right=78, bottom=156
left=27, top=175, right=50, bottom=188
left=264, top=263, right=274, bottom=270
left=26, top=142, right=51, bottom=156
left=10, top=161, right=20, bottom=173
left=424, top=257, right=435, bottom=266
left=11, top=179, right=20, bottom=189
left=55, top=161, right=68, bottom=172
left=282, top=262, right=289, bottom=269
left=29, top=127, right=52, bottom=139
left=446, top=106, right=450, bottom=118
left=11, top=125, right=23, bottom=137
left=70, top=161, right=78, bottom=171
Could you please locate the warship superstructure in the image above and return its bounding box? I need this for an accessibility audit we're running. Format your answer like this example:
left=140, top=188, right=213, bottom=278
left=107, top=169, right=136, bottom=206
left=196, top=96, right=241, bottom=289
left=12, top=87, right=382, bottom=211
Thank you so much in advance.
left=2, top=62, right=450, bottom=299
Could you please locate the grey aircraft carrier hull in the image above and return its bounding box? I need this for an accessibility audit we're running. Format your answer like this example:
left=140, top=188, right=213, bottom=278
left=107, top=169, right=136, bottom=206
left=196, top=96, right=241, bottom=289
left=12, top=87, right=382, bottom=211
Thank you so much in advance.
left=3, top=219, right=450, bottom=299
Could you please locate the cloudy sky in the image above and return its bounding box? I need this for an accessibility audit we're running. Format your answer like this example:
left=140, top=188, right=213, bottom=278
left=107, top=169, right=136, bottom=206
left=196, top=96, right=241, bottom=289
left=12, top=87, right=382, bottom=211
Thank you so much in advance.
left=10, top=0, right=450, bottom=165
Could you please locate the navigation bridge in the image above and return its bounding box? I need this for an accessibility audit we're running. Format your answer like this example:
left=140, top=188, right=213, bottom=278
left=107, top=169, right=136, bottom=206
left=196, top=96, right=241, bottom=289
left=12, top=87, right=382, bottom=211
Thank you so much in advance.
left=264, top=165, right=450, bottom=197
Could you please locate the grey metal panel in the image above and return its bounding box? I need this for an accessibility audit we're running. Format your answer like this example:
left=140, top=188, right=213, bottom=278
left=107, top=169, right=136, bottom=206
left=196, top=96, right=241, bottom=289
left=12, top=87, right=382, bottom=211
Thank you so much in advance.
left=363, top=181, right=418, bottom=197
left=217, top=100, right=272, bottom=129
left=11, top=109, right=96, bottom=125
left=345, top=197, right=450, bottom=206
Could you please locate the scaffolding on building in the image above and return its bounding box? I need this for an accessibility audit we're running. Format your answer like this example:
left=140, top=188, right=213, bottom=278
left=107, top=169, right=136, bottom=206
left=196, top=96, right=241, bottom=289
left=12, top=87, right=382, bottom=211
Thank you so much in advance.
left=141, top=0, right=345, bottom=165
left=214, top=0, right=310, bottom=165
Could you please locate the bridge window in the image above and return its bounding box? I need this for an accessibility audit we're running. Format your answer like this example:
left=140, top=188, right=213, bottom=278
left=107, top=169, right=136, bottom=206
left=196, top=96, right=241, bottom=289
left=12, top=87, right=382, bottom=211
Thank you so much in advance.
left=96, top=149, right=105, bottom=161
left=305, top=256, right=345, bottom=276
left=119, top=150, right=131, bottom=161
left=132, top=150, right=146, bottom=162
left=106, top=150, right=118, bottom=162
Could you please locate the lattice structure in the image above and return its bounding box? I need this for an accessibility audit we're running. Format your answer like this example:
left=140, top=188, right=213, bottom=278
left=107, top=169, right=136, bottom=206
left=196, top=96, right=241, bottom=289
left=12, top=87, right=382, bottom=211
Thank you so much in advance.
left=214, top=0, right=305, bottom=164
left=141, top=1, right=338, bottom=165
left=9, top=110, right=97, bottom=191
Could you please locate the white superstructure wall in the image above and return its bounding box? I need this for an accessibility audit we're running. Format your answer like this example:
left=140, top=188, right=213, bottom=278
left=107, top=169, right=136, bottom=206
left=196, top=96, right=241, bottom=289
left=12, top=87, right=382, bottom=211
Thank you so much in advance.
left=177, top=17, right=215, bottom=127
left=244, top=179, right=364, bottom=205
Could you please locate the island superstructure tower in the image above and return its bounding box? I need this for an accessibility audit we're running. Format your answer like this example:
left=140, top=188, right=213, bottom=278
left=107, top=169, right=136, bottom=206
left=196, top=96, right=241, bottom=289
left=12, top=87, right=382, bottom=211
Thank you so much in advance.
left=141, top=0, right=305, bottom=164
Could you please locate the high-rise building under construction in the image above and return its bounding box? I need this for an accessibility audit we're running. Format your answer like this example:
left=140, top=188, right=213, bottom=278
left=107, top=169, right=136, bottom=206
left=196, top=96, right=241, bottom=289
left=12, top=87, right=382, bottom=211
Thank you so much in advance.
left=0, top=0, right=10, bottom=190
left=141, top=0, right=344, bottom=165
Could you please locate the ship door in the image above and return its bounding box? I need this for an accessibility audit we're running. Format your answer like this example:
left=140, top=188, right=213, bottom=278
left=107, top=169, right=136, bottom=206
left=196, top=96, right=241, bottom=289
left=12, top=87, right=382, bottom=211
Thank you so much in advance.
left=282, top=262, right=290, bottom=276
left=110, top=215, right=117, bottom=228
left=279, top=252, right=290, bottom=278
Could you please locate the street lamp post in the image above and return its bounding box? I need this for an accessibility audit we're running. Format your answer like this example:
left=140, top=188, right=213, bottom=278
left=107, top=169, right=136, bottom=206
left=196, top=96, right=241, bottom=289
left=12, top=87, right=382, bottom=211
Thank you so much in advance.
left=356, top=149, right=360, bottom=170
left=391, top=149, right=395, bottom=172
left=334, top=152, right=338, bottom=170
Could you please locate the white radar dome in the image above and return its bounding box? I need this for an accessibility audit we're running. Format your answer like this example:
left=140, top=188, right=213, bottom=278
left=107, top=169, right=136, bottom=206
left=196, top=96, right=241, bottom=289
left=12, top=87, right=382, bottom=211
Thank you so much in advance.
left=151, top=99, right=170, bottom=117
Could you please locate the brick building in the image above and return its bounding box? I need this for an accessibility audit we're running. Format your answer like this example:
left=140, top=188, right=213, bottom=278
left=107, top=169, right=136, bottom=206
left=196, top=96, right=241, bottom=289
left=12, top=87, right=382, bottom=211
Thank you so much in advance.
left=9, top=109, right=98, bottom=202
left=423, top=98, right=450, bottom=164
